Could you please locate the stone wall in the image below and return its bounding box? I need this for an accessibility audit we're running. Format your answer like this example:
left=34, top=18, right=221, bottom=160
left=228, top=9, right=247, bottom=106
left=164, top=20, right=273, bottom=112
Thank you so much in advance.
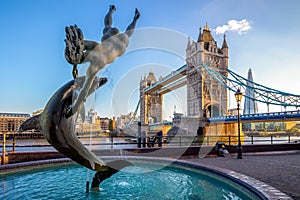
left=7, top=151, right=65, bottom=164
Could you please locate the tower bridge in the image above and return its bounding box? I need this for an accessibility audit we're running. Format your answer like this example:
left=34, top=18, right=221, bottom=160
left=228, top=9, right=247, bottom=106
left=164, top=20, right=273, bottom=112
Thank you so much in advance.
left=140, top=23, right=229, bottom=125
left=138, top=23, right=300, bottom=137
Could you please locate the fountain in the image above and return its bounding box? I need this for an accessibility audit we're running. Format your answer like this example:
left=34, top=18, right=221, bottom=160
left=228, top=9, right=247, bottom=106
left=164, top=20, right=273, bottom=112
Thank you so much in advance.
left=6, top=5, right=287, bottom=199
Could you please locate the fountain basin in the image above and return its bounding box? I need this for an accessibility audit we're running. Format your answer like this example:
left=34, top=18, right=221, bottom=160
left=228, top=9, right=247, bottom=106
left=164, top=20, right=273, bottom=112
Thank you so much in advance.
left=0, top=157, right=288, bottom=199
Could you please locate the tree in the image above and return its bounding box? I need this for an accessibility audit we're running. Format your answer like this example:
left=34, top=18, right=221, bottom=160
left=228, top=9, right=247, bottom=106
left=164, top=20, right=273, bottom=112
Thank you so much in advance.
left=109, top=119, right=114, bottom=131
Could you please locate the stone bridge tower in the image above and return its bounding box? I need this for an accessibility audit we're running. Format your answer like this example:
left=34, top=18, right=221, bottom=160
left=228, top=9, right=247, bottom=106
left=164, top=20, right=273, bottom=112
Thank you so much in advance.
left=186, top=23, right=229, bottom=117
left=140, top=71, right=163, bottom=125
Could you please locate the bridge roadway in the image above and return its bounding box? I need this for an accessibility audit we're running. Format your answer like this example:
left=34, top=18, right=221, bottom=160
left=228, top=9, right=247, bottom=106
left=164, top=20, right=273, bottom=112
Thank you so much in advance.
left=144, top=64, right=186, bottom=94
left=207, top=110, right=300, bottom=123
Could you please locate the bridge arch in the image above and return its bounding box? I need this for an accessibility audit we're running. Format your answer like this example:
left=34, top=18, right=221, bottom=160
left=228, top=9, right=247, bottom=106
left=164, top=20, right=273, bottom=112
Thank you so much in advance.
left=205, top=103, right=221, bottom=117
left=148, top=116, right=157, bottom=124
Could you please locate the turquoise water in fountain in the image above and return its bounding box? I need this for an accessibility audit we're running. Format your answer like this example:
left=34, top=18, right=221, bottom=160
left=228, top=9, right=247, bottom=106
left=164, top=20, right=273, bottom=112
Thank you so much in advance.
left=0, top=163, right=261, bottom=200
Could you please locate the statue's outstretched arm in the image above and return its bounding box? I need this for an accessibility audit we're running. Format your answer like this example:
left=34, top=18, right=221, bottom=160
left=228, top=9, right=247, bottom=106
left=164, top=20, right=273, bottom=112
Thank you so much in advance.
left=84, top=40, right=98, bottom=51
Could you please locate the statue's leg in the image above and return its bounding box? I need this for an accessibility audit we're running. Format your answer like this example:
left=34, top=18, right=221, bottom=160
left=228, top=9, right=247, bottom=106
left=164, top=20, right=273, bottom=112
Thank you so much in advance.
left=125, top=8, right=140, bottom=37
left=103, top=5, right=116, bottom=35
left=101, top=5, right=118, bottom=42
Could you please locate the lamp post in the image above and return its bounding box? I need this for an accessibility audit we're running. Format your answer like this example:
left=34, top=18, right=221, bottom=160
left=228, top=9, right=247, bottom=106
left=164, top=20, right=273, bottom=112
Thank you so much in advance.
left=234, top=88, right=243, bottom=159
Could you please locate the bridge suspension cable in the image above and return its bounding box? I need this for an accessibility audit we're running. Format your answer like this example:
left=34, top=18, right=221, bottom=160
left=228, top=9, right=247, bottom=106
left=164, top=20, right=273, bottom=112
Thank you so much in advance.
left=201, top=63, right=300, bottom=108
left=128, top=100, right=140, bottom=125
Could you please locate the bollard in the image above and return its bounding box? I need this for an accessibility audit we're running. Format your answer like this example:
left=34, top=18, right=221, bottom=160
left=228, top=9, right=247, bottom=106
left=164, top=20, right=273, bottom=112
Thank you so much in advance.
left=270, top=135, right=273, bottom=144
left=157, top=131, right=162, bottom=147
left=142, top=131, right=146, bottom=148
left=142, top=137, right=146, bottom=148
left=137, top=136, right=141, bottom=148
left=158, top=136, right=162, bottom=147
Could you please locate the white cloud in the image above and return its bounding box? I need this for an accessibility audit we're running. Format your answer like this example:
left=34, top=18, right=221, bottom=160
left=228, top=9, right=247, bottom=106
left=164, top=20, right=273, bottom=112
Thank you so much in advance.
left=214, top=19, right=251, bottom=35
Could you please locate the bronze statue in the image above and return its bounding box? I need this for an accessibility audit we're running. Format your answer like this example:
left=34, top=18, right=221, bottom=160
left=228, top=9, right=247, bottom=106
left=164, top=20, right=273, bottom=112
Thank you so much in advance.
left=20, top=5, right=140, bottom=190
left=64, top=5, right=140, bottom=118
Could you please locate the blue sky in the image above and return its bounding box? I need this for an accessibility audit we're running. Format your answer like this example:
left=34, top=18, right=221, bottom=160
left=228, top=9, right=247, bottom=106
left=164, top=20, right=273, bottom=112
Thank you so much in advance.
left=1, top=0, right=300, bottom=118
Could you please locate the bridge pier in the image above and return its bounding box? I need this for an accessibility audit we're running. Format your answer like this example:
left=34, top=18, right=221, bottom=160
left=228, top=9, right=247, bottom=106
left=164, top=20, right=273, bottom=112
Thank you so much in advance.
left=174, top=117, right=244, bottom=145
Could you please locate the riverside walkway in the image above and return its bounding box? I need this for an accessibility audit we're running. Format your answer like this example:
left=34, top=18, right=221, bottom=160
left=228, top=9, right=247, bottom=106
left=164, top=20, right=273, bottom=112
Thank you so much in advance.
left=188, top=151, right=300, bottom=199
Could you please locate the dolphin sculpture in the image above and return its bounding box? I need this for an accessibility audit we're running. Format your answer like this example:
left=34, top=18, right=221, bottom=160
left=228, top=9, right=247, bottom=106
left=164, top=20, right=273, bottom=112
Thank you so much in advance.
left=19, top=76, right=110, bottom=171
left=20, top=76, right=132, bottom=189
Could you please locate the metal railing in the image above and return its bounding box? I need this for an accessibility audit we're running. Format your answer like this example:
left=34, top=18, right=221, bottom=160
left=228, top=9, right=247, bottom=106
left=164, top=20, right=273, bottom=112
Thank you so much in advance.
left=209, top=110, right=300, bottom=123
left=1, top=132, right=16, bottom=164
left=1, top=135, right=299, bottom=155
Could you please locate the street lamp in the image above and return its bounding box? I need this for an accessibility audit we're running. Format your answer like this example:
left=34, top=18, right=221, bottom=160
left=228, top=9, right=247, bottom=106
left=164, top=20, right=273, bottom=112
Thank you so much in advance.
left=234, top=88, right=243, bottom=159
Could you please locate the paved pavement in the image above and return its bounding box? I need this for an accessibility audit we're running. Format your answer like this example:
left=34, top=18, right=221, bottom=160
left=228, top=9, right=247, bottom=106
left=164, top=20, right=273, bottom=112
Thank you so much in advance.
left=187, top=151, right=300, bottom=199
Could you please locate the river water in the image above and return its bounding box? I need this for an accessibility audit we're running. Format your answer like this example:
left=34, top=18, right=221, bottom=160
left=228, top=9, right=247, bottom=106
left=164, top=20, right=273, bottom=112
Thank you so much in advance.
left=1, top=137, right=137, bottom=152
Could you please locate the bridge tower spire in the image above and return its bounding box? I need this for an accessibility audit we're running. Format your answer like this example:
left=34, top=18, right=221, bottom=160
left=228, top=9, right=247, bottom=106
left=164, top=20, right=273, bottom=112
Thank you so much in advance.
left=222, top=34, right=229, bottom=68
left=186, top=22, right=229, bottom=117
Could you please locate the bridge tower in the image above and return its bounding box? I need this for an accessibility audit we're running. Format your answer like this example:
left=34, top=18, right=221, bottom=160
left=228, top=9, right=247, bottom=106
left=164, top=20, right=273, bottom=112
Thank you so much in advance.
left=186, top=23, right=229, bottom=117
left=140, top=71, right=163, bottom=125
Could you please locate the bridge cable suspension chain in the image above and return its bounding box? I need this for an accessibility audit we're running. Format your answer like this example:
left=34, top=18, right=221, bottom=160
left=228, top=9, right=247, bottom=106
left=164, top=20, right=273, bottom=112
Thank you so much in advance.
left=128, top=100, right=140, bottom=125
left=200, top=63, right=300, bottom=108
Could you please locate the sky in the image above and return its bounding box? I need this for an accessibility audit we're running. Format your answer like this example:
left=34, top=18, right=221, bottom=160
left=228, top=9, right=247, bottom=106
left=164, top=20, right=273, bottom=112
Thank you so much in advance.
left=1, top=0, right=300, bottom=119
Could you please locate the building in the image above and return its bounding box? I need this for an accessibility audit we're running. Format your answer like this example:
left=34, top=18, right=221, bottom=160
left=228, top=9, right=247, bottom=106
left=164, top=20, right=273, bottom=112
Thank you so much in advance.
left=99, top=117, right=110, bottom=132
left=0, top=113, right=30, bottom=132
left=116, top=112, right=133, bottom=128
left=186, top=23, right=228, bottom=117
left=243, top=69, right=258, bottom=115
left=88, top=108, right=97, bottom=124
left=243, top=69, right=258, bottom=131
left=111, top=117, right=116, bottom=131
left=32, top=110, right=43, bottom=116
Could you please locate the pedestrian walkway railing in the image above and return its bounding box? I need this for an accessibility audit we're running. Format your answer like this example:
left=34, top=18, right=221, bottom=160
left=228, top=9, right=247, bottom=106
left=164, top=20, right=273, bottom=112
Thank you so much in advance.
left=1, top=134, right=300, bottom=155
left=164, top=135, right=300, bottom=146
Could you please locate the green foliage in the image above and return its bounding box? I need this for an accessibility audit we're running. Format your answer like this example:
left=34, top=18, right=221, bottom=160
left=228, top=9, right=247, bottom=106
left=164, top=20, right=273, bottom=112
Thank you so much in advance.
left=108, top=119, right=114, bottom=131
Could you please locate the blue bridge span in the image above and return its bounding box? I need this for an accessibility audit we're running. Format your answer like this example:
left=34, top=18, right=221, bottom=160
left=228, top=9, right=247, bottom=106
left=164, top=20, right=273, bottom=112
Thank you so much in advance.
left=208, top=110, right=300, bottom=123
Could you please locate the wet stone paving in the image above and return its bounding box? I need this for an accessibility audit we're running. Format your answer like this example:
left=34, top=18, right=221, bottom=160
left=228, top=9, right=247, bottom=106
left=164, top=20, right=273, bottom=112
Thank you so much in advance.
left=188, top=151, right=300, bottom=199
